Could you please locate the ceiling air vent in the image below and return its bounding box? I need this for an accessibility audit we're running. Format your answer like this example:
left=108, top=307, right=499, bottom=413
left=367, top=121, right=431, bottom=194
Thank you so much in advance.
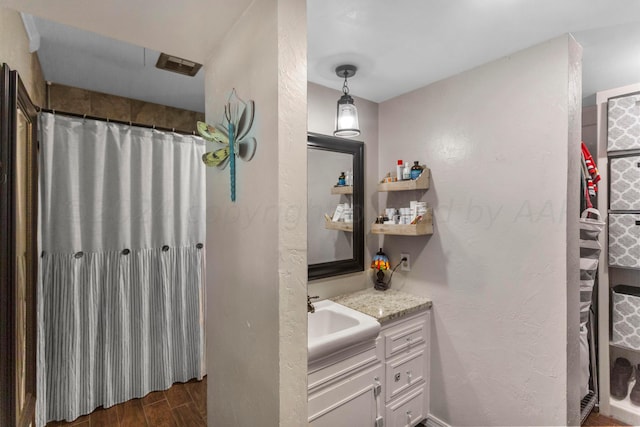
left=155, top=53, right=202, bottom=77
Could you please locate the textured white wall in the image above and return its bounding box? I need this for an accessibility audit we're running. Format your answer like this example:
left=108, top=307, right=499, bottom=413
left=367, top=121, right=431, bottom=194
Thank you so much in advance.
left=566, top=36, right=582, bottom=427
left=307, top=82, right=380, bottom=298
left=276, top=0, right=308, bottom=423
left=205, top=0, right=307, bottom=425
left=378, top=35, right=581, bottom=426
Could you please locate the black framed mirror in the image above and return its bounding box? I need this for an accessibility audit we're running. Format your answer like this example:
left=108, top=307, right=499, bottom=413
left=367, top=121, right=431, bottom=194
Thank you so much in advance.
left=307, top=132, right=364, bottom=280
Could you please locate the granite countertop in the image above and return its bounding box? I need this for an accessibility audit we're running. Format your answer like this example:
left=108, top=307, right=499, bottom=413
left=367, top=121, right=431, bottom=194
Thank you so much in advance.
left=330, top=288, right=432, bottom=324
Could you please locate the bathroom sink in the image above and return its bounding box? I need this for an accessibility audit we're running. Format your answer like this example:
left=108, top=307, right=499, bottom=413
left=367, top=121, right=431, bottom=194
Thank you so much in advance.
left=308, top=299, right=380, bottom=363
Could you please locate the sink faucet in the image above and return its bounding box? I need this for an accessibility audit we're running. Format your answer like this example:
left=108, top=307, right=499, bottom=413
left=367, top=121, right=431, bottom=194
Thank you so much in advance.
left=308, top=295, right=319, bottom=313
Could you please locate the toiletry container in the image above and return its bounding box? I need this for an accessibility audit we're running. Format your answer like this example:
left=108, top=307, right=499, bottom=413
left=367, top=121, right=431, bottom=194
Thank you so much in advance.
left=346, top=170, right=353, bottom=186
left=410, top=162, right=424, bottom=180
left=338, top=172, right=346, bottom=186
left=344, top=205, right=353, bottom=223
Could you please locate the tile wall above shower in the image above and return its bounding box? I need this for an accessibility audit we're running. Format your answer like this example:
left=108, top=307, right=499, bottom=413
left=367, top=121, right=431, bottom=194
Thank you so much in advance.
left=48, top=83, right=204, bottom=133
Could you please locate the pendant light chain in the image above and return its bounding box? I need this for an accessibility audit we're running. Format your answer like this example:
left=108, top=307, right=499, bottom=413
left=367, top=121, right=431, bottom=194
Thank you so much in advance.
left=342, top=72, right=350, bottom=95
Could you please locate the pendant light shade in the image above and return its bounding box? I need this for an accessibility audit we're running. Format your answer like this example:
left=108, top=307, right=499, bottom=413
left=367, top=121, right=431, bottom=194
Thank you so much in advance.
left=334, top=65, right=360, bottom=137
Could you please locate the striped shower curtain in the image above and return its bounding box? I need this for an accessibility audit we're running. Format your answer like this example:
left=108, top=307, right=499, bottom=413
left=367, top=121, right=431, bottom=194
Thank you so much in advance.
left=36, top=113, right=206, bottom=425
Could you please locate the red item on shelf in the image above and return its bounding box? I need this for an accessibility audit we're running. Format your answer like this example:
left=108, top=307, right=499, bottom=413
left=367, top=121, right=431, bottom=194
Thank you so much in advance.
left=581, top=142, right=601, bottom=185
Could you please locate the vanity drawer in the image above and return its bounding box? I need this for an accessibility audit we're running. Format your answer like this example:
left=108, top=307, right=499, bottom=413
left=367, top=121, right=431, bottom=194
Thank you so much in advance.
left=385, top=346, right=426, bottom=402
left=385, top=385, right=425, bottom=427
left=384, top=317, right=427, bottom=359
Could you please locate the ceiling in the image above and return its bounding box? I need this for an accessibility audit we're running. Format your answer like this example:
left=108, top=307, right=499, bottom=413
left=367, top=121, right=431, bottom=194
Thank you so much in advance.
left=29, top=15, right=205, bottom=113
left=5, top=0, right=640, bottom=110
left=308, top=0, right=640, bottom=103
left=1, top=0, right=251, bottom=64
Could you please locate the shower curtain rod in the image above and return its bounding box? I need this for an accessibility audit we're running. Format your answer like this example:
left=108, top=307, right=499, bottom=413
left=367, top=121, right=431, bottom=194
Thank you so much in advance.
left=37, top=107, right=197, bottom=136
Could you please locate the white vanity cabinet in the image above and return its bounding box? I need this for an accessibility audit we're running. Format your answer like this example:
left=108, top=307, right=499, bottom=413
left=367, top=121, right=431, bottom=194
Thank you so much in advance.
left=310, top=289, right=432, bottom=427
left=379, top=310, right=430, bottom=427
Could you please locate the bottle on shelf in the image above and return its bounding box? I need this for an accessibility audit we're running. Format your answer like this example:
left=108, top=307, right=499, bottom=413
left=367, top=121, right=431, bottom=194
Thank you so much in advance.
left=338, top=172, right=346, bottom=186
left=344, top=203, right=353, bottom=223
left=396, top=160, right=403, bottom=181
left=402, top=162, right=411, bottom=180
left=410, top=161, right=424, bottom=180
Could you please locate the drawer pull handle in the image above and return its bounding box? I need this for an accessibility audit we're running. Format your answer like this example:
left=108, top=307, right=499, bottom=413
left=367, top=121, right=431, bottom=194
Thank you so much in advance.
left=406, top=337, right=412, bottom=343
left=373, top=379, right=382, bottom=397
left=407, top=370, right=413, bottom=382
left=394, top=372, right=401, bottom=382
left=407, top=410, right=413, bottom=422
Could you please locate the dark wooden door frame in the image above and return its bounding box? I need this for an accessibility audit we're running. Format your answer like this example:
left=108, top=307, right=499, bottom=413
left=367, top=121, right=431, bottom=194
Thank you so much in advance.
left=0, top=63, right=38, bottom=427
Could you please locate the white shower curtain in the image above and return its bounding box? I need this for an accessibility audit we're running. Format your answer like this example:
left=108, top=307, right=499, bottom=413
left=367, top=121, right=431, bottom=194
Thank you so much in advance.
left=36, top=113, right=206, bottom=425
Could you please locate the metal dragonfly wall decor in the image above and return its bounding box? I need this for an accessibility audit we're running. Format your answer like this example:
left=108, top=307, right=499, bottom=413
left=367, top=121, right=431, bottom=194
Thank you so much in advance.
left=197, top=89, right=256, bottom=201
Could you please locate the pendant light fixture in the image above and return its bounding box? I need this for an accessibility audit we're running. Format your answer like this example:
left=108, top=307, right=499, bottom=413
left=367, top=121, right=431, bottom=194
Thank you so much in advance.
left=334, top=64, right=360, bottom=137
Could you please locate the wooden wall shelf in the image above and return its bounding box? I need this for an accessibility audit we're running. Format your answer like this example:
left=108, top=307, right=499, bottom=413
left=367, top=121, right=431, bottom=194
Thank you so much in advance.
left=325, top=219, right=353, bottom=232
left=331, top=185, right=353, bottom=195
left=371, top=209, right=433, bottom=236
left=377, top=167, right=429, bottom=192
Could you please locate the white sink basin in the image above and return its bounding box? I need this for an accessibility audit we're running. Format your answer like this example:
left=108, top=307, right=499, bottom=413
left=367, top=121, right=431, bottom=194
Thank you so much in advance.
left=308, top=299, right=380, bottom=363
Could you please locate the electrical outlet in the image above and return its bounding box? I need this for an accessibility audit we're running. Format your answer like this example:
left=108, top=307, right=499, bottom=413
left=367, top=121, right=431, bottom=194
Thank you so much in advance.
left=400, top=253, right=410, bottom=271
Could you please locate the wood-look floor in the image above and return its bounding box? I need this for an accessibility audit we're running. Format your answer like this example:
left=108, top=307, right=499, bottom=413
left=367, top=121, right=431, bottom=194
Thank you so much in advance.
left=46, top=377, right=206, bottom=427
left=42, top=381, right=630, bottom=427
left=583, top=410, right=629, bottom=426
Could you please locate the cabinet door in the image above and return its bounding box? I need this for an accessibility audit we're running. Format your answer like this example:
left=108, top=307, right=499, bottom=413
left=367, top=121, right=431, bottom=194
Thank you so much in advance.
left=609, top=213, right=640, bottom=268
left=611, top=156, right=640, bottom=210
left=608, top=93, right=640, bottom=152
left=309, top=364, right=383, bottom=427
